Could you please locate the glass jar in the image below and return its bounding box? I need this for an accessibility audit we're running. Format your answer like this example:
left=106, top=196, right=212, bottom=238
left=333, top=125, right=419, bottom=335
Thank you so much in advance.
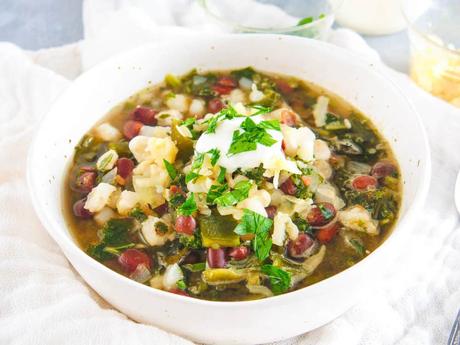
left=403, top=0, right=460, bottom=107
left=199, top=0, right=343, bottom=40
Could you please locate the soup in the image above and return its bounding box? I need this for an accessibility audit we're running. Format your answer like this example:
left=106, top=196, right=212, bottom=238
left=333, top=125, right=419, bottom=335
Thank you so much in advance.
left=65, top=68, right=401, bottom=301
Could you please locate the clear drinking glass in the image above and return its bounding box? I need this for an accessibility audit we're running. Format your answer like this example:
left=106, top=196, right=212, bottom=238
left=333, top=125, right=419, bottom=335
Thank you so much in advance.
left=402, top=0, right=460, bottom=107
left=199, top=0, right=343, bottom=40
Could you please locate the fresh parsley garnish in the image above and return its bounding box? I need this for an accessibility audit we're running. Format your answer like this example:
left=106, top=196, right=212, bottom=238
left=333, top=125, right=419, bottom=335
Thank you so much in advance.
left=178, top=228, right=202, bottom=249
left=261, top=264, right=291, bottom=295
left=176, top=279, right=187, bottom=290
left=185, top=152, right=205, bottom=183
left=177, top=193, right=197, bottom=216
left=214, top=180, right=252, bottom=207
left=206, top=183, right=229, bottom=204
left=228, top=117, right=278, bottom=156
left=182, top=262, right=206, bottom=272
left=163, top=159, right=177, bottom=180
left=217, top=166, right=226, bottom=184
left=181, top=117, right=196, bottom=128
left=250, top=104, right=272, bottom=116
left=258, top=120, right=281, bottom=131
left=234, top=209, right=273, bottom=261
left=208, top=148, right=220, bottom=166
left=185, top=149, right=221, bottom=183
left=241, top=165, right=265, bottom=186
left=205, top=104, right=242, bottom=134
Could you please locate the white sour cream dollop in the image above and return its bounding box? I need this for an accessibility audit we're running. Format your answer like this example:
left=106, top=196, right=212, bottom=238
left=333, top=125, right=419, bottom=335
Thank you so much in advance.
left=195, top=115, right=283, bottom=172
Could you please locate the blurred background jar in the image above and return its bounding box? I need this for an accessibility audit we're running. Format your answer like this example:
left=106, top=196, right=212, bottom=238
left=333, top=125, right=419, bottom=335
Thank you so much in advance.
left=402, top=0, right=460, bottom=108
left=331, top=0, right=407, bottom=35
left=200, top=0, right=343, bottom=40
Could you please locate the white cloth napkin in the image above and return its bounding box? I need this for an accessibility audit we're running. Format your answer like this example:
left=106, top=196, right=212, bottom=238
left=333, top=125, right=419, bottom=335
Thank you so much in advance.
left=1, top=1, right=460, bottom=344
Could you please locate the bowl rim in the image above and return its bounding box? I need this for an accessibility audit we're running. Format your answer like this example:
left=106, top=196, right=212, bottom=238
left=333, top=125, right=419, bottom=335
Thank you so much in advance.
left=27, top=33, right=431, bottom=308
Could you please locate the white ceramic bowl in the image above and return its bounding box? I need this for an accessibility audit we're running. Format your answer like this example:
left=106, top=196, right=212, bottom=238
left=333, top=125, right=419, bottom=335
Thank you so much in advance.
left=27, top=35, right=430, bottom=345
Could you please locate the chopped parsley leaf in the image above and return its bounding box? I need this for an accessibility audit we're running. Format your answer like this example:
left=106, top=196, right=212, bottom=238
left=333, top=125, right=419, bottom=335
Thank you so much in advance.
left=176, top=279, right=187, bottom=290
left=177, top=193, right=197, bottom=216
left=208, top=148, right=221, bottom=166
left=214, top=180, right=252, bottom=207
left=206, top=183, right=229, bottom=204
left=217, top=166, right=226, bottom=184
left=205, top=104, right=242, bottom=134
left=261, top=264, right=291, bottom=295
left=185, top=152, right=205, bottom=183
left=258, top=119, right=281, bottom=131
left=186, top=149, right=221, bottom=183
left=234, top=209, right=273, bottom=261
left=163, top=159, right=177, bottom=180
left=228, top=117, right=277, bottom=156
left=250, top=104, right=272, bottom=115
left=87, top=218, right=134, bottom=261
left=181, top=117, right=196, bottom=128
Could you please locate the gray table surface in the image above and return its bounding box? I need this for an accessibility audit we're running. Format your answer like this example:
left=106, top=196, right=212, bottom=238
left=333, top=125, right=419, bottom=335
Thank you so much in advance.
left=0, top=0, right=409, bottom=73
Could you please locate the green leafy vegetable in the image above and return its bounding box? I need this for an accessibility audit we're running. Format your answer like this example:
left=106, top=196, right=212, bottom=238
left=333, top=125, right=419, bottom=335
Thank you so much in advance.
left=228, top=117, right=277, bottom=156
left=250, top=104, right=272, bottom=116
left=206, top=183, right=229, bottom=204
left=290, top=174, right=313, bottom=200
left=234, top=209, right=273, bottom=261
left=292, top=213, right=313, bottom=235
left=261, top=264, right=291, bottom=295
left=258, top=119, right=281, bottom=131
left=181, top=117, right=196, bottom=128
left=350, top=238, right=365, bottom=256
left=129, top=207, right=147, bottom=222
left=297, top=16, right=314, bottom=26
left=87, top=218, right=134, bottom=261
left=178, top=229, right=202, bottom=249
left=169, top=192, right=186, bottom=209
left=185, top=152, right=205, bottom=183
left=74, top=135, right=101, bottom=162
left=165, top=73, right=181, bottom=88
left=163, top=159, right=177, bottom=180
left=231, top=67, right=256, bottom=80
left=108, top=140, right=132, bottom=157
left=241, top=165, right=265, bottom=186
left=176, top=279, right=187, bottom=290
left=182, top=262, right=206, bottom=272
left=214, top=180, right=252, bottom=207
left=217, top=166, right=226, bottom=184
left=177, top=193, right=197, bottom=216
left=205, top=104, right=241, bottom=134
left=208, top=148, right=221, bottom=166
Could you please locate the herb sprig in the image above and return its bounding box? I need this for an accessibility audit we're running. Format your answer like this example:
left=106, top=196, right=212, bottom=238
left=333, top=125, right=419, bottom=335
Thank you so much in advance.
left=228, top=117, right=280, bottom=156
left=234, top=209, right=273, bottom=261
left=261, top=264, right=291, bottom=295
